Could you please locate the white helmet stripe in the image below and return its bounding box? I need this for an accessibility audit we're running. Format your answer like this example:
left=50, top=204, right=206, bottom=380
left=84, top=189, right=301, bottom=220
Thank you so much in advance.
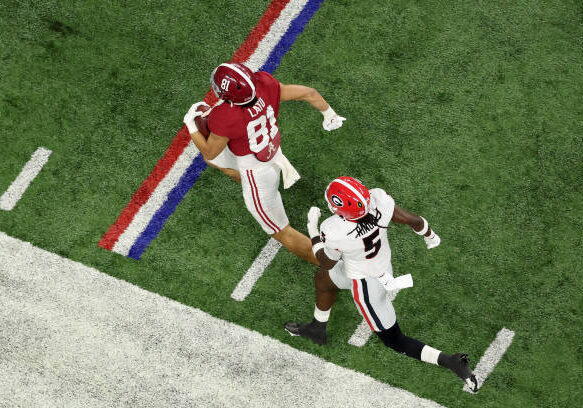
left=333, top=178, right=369, bottom=213
left=324, top=183, right=335, bottom=214
left=221, top=63, right=256, bottom=97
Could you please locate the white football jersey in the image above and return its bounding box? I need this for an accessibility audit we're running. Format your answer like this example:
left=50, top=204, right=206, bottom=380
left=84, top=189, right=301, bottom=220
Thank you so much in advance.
left=320, top=189, right=395, bottom=280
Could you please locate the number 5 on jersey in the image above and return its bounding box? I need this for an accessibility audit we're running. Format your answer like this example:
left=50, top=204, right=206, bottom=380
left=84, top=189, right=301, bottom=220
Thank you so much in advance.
left=363, top=229, right=381, bottom=259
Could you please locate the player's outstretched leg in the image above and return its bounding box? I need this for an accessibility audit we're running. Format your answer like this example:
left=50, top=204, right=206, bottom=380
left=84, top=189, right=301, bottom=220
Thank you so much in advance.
left=203, top=159, right=242, bottom=183
left=377, top=322, right=478, bottom=392
left=284, top=318, right=327, bottom=345
left=272, top=225, right=319, bottom=265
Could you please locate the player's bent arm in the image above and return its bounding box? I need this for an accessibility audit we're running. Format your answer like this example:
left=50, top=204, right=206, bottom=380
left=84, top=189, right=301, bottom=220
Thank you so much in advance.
left=306, top=206, right=341, bottom=267
left=280, top=83, right=346, bottom=131
left=190, top=131, right=229, bottom=161
left=392, top=204, right=441, bottom=249
left=279, top=83, right=329, bottom=111
left=311, top=236, right=338, bottom=271
left=392, top=205, right=432, bottom=237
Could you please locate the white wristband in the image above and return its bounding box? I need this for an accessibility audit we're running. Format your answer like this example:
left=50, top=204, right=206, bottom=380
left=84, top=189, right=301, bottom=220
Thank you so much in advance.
left=312, top=242, right=325, bottom=256
left=414, top=216, right=429, bottom=236
left=321, top=106, right=336, bottom=120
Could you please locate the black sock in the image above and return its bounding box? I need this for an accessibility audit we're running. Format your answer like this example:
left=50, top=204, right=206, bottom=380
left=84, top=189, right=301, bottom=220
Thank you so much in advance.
left=376, top=322, right=425, bottom=360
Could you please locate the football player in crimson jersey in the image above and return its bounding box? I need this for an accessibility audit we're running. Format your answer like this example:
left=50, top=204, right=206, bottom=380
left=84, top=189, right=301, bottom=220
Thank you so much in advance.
left=284, top=177, right=478, bottom=392
left=183, top=63, right=346, bottom=265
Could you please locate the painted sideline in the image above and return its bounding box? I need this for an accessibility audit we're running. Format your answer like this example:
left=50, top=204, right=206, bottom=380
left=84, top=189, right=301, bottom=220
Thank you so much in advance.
left=0, top=231, right=445, bottom=408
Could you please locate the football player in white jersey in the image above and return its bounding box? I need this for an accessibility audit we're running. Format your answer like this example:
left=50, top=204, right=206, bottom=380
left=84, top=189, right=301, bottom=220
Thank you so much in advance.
left=284, top=176, right=478, bottom=392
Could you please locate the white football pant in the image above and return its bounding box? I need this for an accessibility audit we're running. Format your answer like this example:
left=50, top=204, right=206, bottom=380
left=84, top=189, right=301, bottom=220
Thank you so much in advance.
left=329, top=262, right=397, bottom=332
left=240, top=164, right=289, bottom=235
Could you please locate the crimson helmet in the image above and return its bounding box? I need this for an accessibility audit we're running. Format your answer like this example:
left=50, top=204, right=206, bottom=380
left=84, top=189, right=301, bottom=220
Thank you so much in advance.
left=210, top=62, right=256, bottom=105
left=325, top=177, right=371, bottom=221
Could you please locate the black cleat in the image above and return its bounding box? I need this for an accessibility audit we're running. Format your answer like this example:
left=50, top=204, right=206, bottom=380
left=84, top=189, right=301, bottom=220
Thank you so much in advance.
left=466, top=375, right=479, bottom=393
left=284, top=320, right=327, bottom=345
left=450, top=353, right=478, bottom=393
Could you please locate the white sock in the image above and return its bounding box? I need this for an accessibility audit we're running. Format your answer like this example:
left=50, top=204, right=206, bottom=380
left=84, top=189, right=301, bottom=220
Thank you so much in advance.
left=314, top=305, right=330, bottom=323
left=420, top=345, right=441, bottom=365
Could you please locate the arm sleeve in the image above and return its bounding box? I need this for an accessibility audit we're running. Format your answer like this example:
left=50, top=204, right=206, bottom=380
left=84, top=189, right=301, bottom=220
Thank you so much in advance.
left=385, top=193, right=395, bottom=224
left=371, top=188, right=395, bottom=227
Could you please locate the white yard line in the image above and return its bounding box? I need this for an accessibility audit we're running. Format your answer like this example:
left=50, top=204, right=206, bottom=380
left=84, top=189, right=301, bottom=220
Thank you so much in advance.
left=348, top=319, right=373, bottom=347
left=0, top=147, right=52, bottom=211
left=0, top=231, right=446, bottom=408
left=231, top=238, right=282, bottom=301
left=349, top=289, right=400, bottom=347
left=463, top=328, right=515, bottom=393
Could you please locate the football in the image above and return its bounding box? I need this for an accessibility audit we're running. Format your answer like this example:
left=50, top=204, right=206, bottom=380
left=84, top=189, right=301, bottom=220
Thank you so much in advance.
left=194, top=104, right=211, bottom=138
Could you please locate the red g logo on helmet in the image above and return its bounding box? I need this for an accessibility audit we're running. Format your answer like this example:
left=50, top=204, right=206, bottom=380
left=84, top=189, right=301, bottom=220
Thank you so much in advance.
left=210, top=63, right=256, bottom=105
left=330, top=195, right=343, bottom=207
left=325, top=177, right=371, bottom=221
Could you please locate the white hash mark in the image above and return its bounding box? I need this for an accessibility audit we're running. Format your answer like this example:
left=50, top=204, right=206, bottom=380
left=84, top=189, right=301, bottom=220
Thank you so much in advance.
left=1, top=147, right=52, bottom=211
left=463, top=327, right=515, bottom=393
left=231, top=238, right=282, bottom=301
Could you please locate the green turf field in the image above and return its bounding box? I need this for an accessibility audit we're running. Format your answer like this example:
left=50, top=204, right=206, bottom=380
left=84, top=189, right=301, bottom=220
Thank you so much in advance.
left=1, top=0, right=582, bottom=406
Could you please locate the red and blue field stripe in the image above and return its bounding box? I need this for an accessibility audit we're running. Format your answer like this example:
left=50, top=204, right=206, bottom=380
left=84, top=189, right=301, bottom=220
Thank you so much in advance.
left=99, top=0, right=324, bottom=259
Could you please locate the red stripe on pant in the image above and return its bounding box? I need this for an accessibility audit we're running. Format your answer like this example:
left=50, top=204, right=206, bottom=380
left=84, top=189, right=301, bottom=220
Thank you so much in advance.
left=352, top=280, right=376, bottom=331
left=246, top=170, right=280, bottom=234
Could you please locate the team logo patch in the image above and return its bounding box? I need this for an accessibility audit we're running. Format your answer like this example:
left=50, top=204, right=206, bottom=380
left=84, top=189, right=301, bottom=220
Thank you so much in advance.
left=331, top=195, right=343, bottom=207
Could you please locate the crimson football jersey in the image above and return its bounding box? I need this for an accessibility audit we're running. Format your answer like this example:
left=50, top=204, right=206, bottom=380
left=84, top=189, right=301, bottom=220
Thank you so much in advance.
left=207, top=71, right=282, bottom=162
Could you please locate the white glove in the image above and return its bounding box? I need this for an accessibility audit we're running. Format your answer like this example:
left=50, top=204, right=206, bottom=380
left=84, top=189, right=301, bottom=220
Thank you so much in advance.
left=321, top=106, right=346, bottom=131
left=424, top=231, right=441, bottom=249
left=307, top=206, right=321, bottom=238
left=378, top=273, right=413, bottom=292
left=183, top=102, right=210, bottom=134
